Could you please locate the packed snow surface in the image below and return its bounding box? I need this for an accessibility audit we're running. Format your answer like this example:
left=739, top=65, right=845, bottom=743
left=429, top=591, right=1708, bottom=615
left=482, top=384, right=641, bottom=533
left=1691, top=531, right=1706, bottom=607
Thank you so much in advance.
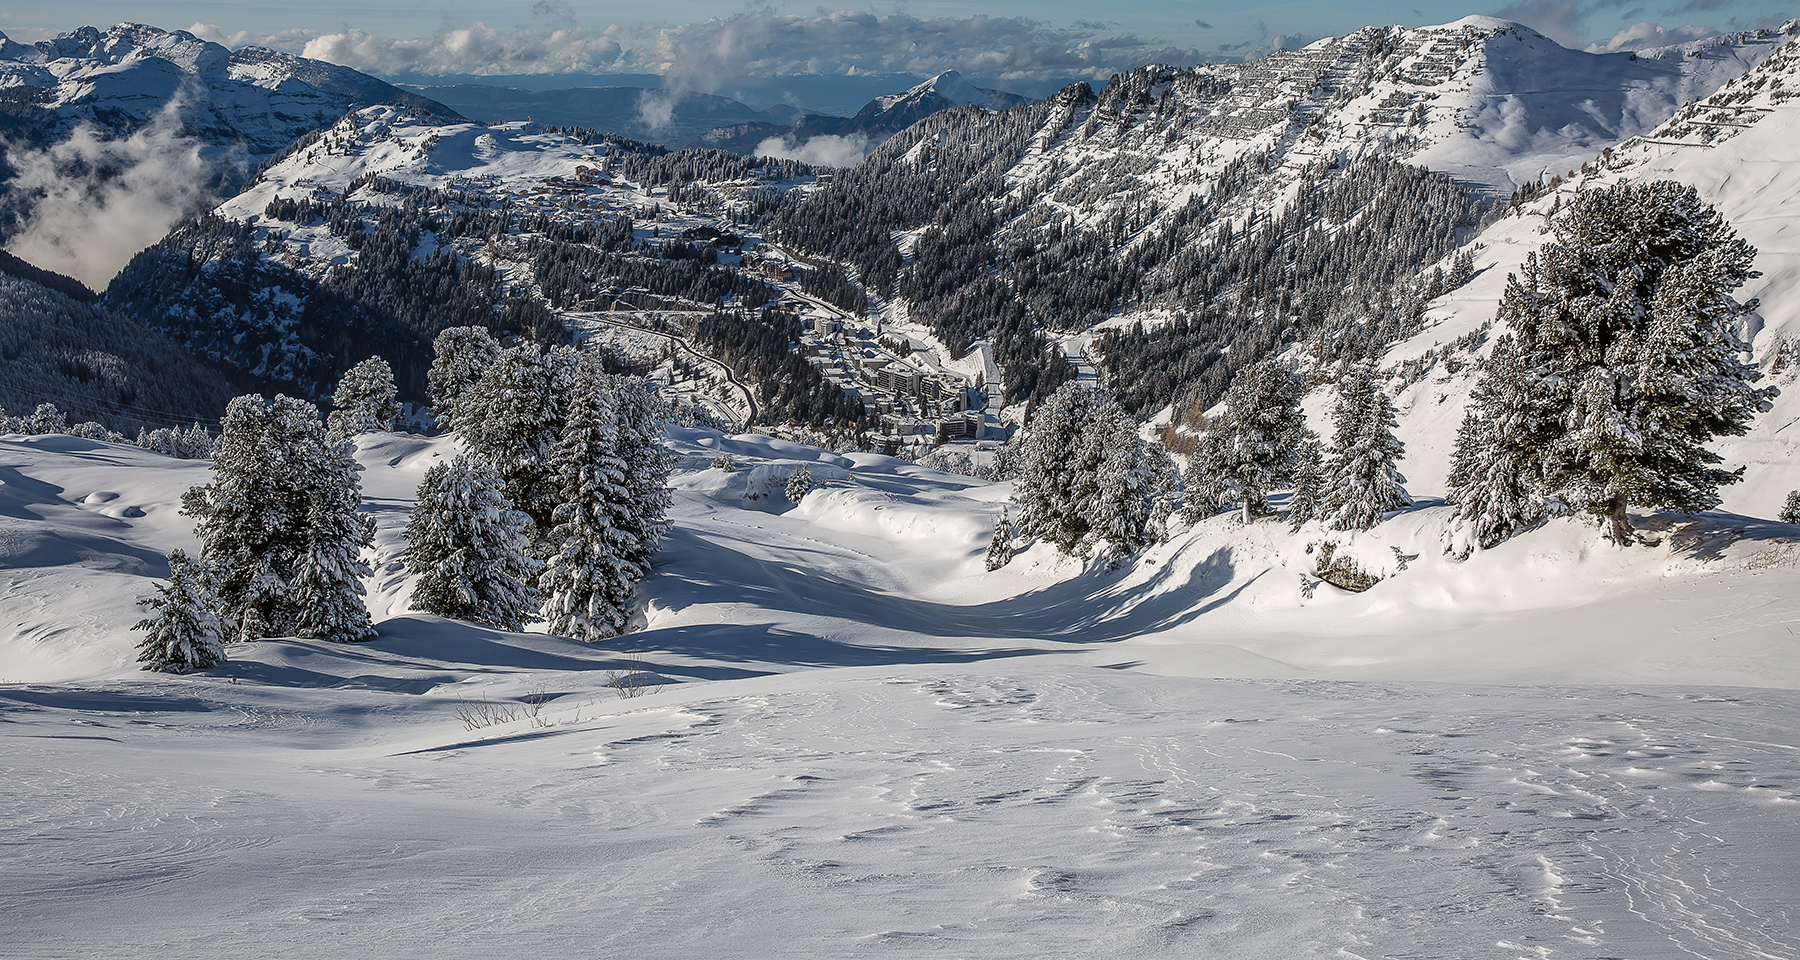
left=3, top=428, right=1799, bottom=957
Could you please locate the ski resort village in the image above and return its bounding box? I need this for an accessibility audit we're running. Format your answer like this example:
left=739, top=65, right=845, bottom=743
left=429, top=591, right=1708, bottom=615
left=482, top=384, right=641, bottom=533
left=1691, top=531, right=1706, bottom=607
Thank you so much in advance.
left=3, top=11, right=1800, bottom=959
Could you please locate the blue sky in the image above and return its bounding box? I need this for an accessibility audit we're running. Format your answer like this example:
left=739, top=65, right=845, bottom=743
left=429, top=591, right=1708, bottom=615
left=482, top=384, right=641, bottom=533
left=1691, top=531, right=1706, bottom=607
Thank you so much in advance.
left=1, top=0, right=1791, bottom=85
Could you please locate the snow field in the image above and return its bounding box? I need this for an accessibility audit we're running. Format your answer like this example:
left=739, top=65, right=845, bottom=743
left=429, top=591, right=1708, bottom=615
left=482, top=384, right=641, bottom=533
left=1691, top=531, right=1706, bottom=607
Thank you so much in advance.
left=5, top=423, right=1800, bottom=957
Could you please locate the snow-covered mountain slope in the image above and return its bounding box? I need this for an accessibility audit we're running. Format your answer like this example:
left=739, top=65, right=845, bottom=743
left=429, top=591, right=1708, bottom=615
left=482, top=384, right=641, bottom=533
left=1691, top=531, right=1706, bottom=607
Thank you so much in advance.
left=870, top=70, right=1031, bottom=114
left=103, top=105, right=819, bottom=400
left=1009, top=16, right=1794, bottom=231
left=1376, top=30, right=1800, bottom=518
left=3, top=427, right=1800, bottom=957
left=0, top=22, right=457, bottom=154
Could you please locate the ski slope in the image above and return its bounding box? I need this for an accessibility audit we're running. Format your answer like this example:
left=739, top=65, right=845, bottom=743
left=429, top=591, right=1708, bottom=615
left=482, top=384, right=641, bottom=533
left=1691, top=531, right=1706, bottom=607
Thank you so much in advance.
left=3, top=428, right=1798, bottom=958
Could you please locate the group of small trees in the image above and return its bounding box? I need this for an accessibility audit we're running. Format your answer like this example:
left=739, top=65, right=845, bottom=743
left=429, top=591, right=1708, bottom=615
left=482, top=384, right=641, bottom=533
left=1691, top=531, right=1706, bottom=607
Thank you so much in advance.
left=1010, top=181, right=1771, bottom=564
left=1001, top=362, right=1411, bottom=566
left=136, top=393, right=377, bottom=672
left=134, top=328, right=678, bottom=671
left=1008, top=382, right=1179, bottom=559
left=403, top=326, right=675, bottom=641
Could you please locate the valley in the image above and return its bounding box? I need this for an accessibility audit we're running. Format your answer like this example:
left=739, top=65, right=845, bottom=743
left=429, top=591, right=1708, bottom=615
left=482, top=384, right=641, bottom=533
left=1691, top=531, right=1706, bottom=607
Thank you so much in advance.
left=4, top=12, right=1800, bottom=958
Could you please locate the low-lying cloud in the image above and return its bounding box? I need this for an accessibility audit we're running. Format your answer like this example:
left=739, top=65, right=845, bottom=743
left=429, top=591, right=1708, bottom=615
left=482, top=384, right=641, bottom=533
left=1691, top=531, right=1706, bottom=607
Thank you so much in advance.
left=753, top=133, right=877, bottom=168
left=1586, top=20, right=1716, bottom=51
left=1, top=105, right=220, bottom=291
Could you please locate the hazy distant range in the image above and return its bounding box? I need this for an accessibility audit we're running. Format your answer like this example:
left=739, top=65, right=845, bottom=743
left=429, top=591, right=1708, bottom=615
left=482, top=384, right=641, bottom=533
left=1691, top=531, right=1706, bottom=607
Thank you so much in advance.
left=396, top=72, right=1075, bottom=149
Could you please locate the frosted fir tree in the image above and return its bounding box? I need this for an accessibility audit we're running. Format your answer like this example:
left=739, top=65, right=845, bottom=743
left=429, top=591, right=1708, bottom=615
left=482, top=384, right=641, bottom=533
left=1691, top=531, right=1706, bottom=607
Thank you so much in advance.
left=1013, top=382, right=1172, bottom=556
left=785, top=464, right=814, bottom=506
left=183, top=394, right=373, bottom=642
left=404, top=455, right=541, bottom=631
left=1447, top=337, right=1550, bottom=550
left=1781, top=490, right=1800, bottom=524
left=459, top=344, right=579, bottom=549
left=606, top=374, right=676, bottom=576
left=290, top=436, right=377, bottom=643
left=985, top=506, right=1015, bottom=571
left=1319, top=365, right=1410, bottom=532
left=1186, top=360, right=1316, bottom=524
left=326, top=356, right=400, bottom=439
left=427, top=326, right=501, bottom=430
left=538, top=355, right=636, bottom=641
left=133, top=550, right=225, bottom=673
left=1286, top=438, right=1325, bottom=530
left=1452, top=181, right=1775, bottom=545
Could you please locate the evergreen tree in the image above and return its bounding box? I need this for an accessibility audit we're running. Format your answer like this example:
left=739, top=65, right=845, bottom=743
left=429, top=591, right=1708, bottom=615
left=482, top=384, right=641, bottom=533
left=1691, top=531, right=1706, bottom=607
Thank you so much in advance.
left=985, top=506, right=1014, bottom=571
left=1186, top=360, right=1316, bottom=524
left=427, top=326, right=502, bottom=430
left=1781, top=490, right=1800, bottom=525
left=1014, top=382, right=1171, bottom=556
left=290, top=437, right=377, bottom=643
left=327, top=356, right=400, bottom=439
left=404, top=454, right=541, bottom=631
left=606, top=374, right=676, bottom=576
left=133, top=550, right=225, bottom=673
left=459, top=344, right=579, bottom=550
left=182, top=394, right=373, bottom=642
left=1447, top=335, right=1550, bottom=548
left=538, top=355, right=636, bottom=641
left=786, top=464, right=814, bottom=506
left=1452, top=181, right=1774, bottom=545
left=1319, top=365, right=1410, bottom=531
left=1286, top=438, right=1325, bottom=530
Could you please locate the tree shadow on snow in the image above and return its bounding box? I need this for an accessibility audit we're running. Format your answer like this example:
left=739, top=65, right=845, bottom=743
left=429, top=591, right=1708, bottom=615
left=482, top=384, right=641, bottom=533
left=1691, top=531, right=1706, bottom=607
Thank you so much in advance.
left=641, top=526, right=1250, bottom=666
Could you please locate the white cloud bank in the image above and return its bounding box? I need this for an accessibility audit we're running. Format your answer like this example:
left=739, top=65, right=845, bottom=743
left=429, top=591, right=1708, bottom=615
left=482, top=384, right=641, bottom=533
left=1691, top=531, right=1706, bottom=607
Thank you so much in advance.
left=209, top=11, right=1197, bottom=86
left=1, top=105, right=220, bottom=291
left=1586, top=21, right=1718, bottom=52
left=753, top=133, right=877, bottom=168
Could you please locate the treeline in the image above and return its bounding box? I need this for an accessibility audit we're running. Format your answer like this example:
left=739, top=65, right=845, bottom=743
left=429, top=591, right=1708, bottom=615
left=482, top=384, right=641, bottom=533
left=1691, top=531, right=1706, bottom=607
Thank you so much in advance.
left=767, top=91, right=1087, bottom=402
left=616, top=149, right=820, bottom=189
left=105, top=208, right=556, bottom=402
left=691, top=306, right=870, bottom=430
left=1096, top=156, right=1489, bottom=418
left=0, top=273, right=236, bottom=436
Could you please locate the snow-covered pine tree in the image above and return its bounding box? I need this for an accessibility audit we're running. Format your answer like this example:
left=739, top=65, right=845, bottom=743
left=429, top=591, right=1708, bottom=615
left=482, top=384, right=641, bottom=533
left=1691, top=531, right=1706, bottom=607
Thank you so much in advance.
left=326, top=356, right=400, bottom=439
left=985, top=506, right=1014, bottom=571
left=133, top=550, right=225, bottom=673
left=1319, top=364, right=1410, bottom=531
left=427, top=326, right=501, bottom=431
left=183, top=395, right=325, bottom=641
left=1447, top=333, right=1551, bottom=549
left=1286, top=438, right=1325, bottom=530
left=291, top=433, right=376, bottom=643
left=538, top=354, right=636, bottom=641
left=404, top=454, right=541, bottom=631
left=458, top=344, right=579, bottom=550
left=1781, top=490, right=1800, bottom=524
left=606, top=373, right=676, bottom=576
left=1454, top=181, right=1775, bottom=545
left=785, top=464, right=814, bottom=506
left=1014, top=382, right=1170, bottom=556
left=182, top=394, right=374, bottom=642
left=1186, top=360, right=1316, bottom=524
